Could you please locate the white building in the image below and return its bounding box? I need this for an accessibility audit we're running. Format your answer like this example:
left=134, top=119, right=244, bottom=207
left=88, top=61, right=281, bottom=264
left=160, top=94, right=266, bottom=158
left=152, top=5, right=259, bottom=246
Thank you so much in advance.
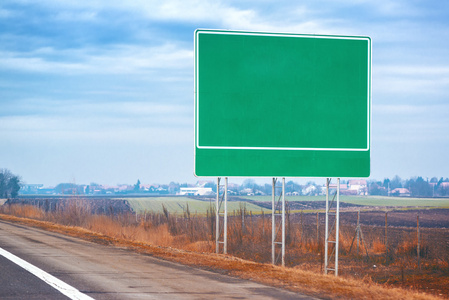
left=179, top=187, right=213, bottom=196
left=348, top=180, right=368, bottom=195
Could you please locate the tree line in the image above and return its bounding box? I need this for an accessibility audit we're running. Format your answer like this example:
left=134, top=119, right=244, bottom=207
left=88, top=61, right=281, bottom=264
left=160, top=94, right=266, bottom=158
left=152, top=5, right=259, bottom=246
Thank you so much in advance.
left=369, top=175, right=449, bottom=197
left=0, top=169, right=21, bottom=198
left=8, top=167, right=449, bottom=198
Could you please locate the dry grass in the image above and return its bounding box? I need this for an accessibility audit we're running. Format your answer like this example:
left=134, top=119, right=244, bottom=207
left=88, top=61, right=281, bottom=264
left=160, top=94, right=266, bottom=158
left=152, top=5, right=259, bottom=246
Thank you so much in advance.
left=0, top=203, right=446, bottom=299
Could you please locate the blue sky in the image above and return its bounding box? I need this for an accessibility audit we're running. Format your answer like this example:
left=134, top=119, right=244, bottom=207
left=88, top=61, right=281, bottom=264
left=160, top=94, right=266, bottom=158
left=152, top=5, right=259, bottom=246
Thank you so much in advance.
left=1, top=1, right=448, bottom=186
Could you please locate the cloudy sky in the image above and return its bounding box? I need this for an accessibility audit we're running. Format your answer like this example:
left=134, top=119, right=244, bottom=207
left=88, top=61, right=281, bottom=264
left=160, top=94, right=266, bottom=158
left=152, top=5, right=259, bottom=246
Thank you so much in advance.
left=1, top=0, right=448, bottom=186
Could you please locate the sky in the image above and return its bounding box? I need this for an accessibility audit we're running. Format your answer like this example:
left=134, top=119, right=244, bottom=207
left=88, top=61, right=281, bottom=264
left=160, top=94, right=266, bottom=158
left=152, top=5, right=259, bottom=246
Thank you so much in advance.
left=1, top=0, right=448, bottom=187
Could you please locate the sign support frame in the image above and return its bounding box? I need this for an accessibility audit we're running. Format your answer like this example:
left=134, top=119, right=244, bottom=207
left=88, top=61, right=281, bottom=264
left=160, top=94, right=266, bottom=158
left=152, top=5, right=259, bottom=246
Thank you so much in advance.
left=324, top=178, right=340, bottom=276
left=272, top=177, right=285, bottom=266
left=216, top=177, right=228, bottom=254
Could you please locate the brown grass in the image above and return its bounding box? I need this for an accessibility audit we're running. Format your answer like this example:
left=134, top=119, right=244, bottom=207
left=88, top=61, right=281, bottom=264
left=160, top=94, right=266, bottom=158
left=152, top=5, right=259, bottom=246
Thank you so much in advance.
left=0, top=203, right=446, bottom=299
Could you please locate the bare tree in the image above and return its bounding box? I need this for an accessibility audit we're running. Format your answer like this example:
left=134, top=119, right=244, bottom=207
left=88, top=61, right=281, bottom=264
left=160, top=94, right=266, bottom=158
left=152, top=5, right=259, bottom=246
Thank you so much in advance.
left=0, top=169, right=21, bottom=198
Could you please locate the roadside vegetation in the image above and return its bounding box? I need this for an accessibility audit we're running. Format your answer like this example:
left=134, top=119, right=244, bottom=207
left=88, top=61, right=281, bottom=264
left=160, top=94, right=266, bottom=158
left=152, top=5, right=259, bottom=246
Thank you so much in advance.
left=0, top=200, right=447, bottom=299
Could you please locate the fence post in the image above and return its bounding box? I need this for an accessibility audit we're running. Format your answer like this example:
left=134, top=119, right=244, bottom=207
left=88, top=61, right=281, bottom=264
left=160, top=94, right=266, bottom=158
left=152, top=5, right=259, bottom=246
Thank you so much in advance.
left=242, top=207, right=245, bottom=234
left=417, top=214, right=420, bottom=271
left=385, top=211, right=388, bottom=264
left=300, top=210, right=304, bottom=245
left=357, top=210, right=360, bottom=256
left=262, top=210, right=265, bottom=238
left=316, top=212, right=319, bottom=246
left=250, top=211, right=253, bottom=235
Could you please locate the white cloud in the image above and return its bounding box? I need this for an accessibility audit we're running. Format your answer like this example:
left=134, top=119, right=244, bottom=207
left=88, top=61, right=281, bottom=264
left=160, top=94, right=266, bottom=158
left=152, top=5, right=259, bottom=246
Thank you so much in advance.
left=3, top=0, right=348, bottom=34
left=54, top=11, right=98, bottom=22
left=376, top=65, right=449, bottom=76
left=142, top=1, right=244, bottom=23
left=374, top=104, right=449, bottom=115
left=373, top=103, right=449, bottom=144
left=0, top=102, right=192, bottom=145
left=374, top=64, right=449, bottom=98
left=0, top=53, right=87, bottom=74
left=0, top=43, right=193, bottom=75
left=0, top=7, right=16, bottom=18
left=1, top=98, right=190, bottom=123
left=367, top=0, right=420, bottom=17
left=5, top=0, right=251, bottom=24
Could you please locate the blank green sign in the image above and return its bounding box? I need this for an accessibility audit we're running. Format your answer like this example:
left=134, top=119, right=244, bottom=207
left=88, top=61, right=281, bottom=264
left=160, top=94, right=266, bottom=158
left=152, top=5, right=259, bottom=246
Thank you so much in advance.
left=194, top=29, right=371, bottom=177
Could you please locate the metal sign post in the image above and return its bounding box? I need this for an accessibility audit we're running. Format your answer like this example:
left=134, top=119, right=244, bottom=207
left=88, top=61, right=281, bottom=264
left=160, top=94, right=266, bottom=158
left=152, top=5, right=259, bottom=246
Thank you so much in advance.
left=216, top=177, right=228, bottom=254
left=272, top=178, right=285, bottom=266
left=324, top=178, right=340, bottom=276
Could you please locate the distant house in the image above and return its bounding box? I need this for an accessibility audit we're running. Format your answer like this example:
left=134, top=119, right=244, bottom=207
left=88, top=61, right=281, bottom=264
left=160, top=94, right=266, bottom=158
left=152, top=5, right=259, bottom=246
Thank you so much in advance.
left=286, top=191, right=300, bottom=196
left=325, top=183, right=357, bottom=195
left=179, top=187, right=213, bottom=196
left=98, top=185, right=120, bottom=194
left=239, top=188, right=254, bottom=196
left=20, top=184, right=44, bottom=194
left=117, top=185, right=133, bottom=193
left=391, top=188, right=411, bottom=197
left=303, top=185, right=317, bottom=195
left=348, top=180, right=368, bottom=195
left=328, top=183, right=348, bottom=190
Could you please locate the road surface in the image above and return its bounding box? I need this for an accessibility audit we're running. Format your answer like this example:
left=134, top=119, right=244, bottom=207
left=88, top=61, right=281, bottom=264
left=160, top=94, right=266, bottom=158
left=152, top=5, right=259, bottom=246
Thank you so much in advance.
left=0, top=220, right=316, bottom=299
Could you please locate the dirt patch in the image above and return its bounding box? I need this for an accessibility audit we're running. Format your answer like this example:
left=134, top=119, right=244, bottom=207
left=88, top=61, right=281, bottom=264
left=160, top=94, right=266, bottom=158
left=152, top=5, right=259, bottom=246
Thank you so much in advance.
left=343, top=209, right=449, bottom=228
left=288, top=208, right=449, bottom=228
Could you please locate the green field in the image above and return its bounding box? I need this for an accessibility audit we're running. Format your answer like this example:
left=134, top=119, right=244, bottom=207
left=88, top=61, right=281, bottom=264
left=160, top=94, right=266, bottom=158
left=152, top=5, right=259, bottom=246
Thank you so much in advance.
left=239, top=195, right=449, bottom=207
left=125, top=197, right=269, bottom=214
left=125, top=196, right=449, bottom=215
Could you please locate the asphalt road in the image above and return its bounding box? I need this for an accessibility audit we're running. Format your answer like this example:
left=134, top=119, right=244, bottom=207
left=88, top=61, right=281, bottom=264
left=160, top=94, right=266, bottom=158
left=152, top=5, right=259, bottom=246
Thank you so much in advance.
left=0, top=220, right=316, bottom=299
left=0, top=255, right=68, bottom=299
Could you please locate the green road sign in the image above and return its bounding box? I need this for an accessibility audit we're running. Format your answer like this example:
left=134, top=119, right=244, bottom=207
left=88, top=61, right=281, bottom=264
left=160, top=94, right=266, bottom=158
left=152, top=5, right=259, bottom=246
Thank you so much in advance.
left=194, top=29, right=371, bottom=177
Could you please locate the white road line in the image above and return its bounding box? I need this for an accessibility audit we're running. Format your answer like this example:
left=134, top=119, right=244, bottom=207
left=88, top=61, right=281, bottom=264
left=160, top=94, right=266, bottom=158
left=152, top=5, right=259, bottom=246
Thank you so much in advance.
left=0, top=247, right=94, bottom=300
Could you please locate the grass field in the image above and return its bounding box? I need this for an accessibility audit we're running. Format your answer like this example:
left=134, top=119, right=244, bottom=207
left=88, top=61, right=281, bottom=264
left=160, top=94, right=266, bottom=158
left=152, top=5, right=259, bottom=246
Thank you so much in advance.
left=239, top=195, right=449, bottom=207
left=125, top=195, right=449, bottom=215
left=125, top=197, right=269, bottom=214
